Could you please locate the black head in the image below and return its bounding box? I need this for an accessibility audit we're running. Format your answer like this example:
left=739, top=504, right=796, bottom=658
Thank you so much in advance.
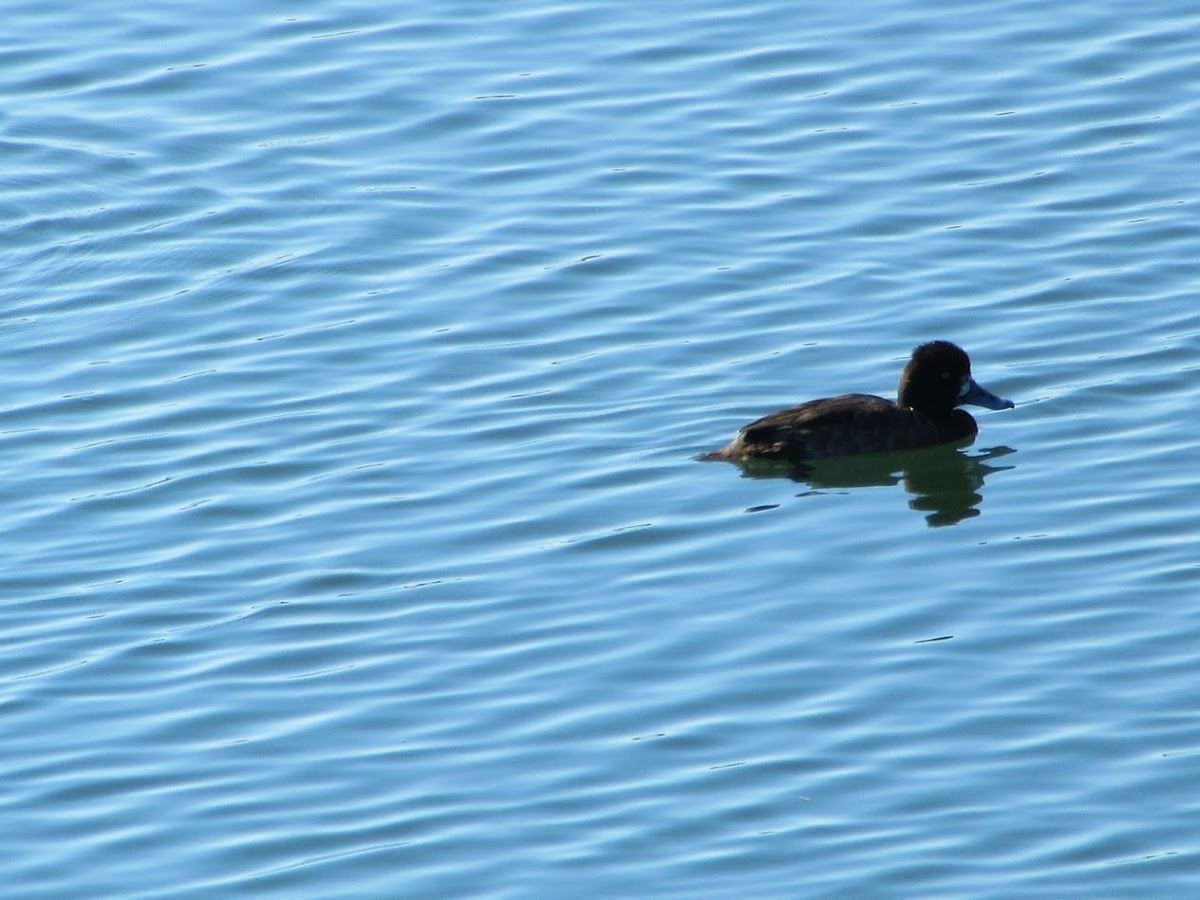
left=898, top=341, right=1014, bottom=416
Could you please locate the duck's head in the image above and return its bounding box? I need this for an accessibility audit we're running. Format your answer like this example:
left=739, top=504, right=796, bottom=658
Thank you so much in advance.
left=898, top=341, right=1014, bottom=417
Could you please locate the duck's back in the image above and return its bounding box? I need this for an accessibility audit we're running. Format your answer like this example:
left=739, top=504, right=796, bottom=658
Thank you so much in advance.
left=703, top=393, right=975, bottom=462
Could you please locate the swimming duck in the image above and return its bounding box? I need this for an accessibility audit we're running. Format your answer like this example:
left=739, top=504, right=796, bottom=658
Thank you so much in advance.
left=702, top=341, right=1014, bottom=464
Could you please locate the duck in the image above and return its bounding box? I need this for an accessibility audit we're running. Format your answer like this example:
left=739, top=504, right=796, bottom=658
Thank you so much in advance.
left=702, top=341, right=1014, bottom=464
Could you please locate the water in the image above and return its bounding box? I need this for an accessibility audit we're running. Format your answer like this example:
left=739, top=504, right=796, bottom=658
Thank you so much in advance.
left=4, top=1, right=1200, bottom=896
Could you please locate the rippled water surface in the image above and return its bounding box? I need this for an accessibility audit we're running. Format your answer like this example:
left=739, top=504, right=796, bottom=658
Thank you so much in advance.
left=5, top=1, right=1200, bottom=897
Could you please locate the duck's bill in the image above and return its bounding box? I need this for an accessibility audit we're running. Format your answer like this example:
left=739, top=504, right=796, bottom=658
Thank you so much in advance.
left=961, top=378, right=1015, bottom=410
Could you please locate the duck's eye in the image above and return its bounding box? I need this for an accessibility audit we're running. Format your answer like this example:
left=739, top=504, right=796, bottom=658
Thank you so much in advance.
left=940, top=371, right=951, bottom=380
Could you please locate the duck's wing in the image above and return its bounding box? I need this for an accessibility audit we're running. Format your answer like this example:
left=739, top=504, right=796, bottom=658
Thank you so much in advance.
left=742, top=393, right=893, bottom=436
left=713, top=393, right=937, bottom=461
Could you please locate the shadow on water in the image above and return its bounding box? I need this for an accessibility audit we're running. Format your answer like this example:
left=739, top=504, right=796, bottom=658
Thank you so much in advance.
left=725, top=444, right=1017, bottom=527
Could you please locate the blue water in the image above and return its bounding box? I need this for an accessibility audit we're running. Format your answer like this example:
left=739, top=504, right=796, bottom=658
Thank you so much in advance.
left=5, top=1, right=1200, bottom=897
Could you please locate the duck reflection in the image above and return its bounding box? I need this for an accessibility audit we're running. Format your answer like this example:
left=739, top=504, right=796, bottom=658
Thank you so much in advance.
left=730, top=443, right=1016, bottom=527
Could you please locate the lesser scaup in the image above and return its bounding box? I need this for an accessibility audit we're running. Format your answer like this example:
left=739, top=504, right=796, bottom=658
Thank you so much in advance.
left=702, top=340, right=1014, bottom=464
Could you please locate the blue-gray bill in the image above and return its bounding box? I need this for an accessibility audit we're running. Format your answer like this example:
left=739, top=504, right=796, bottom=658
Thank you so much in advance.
left=960, top=378, right=1015, bottom=410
